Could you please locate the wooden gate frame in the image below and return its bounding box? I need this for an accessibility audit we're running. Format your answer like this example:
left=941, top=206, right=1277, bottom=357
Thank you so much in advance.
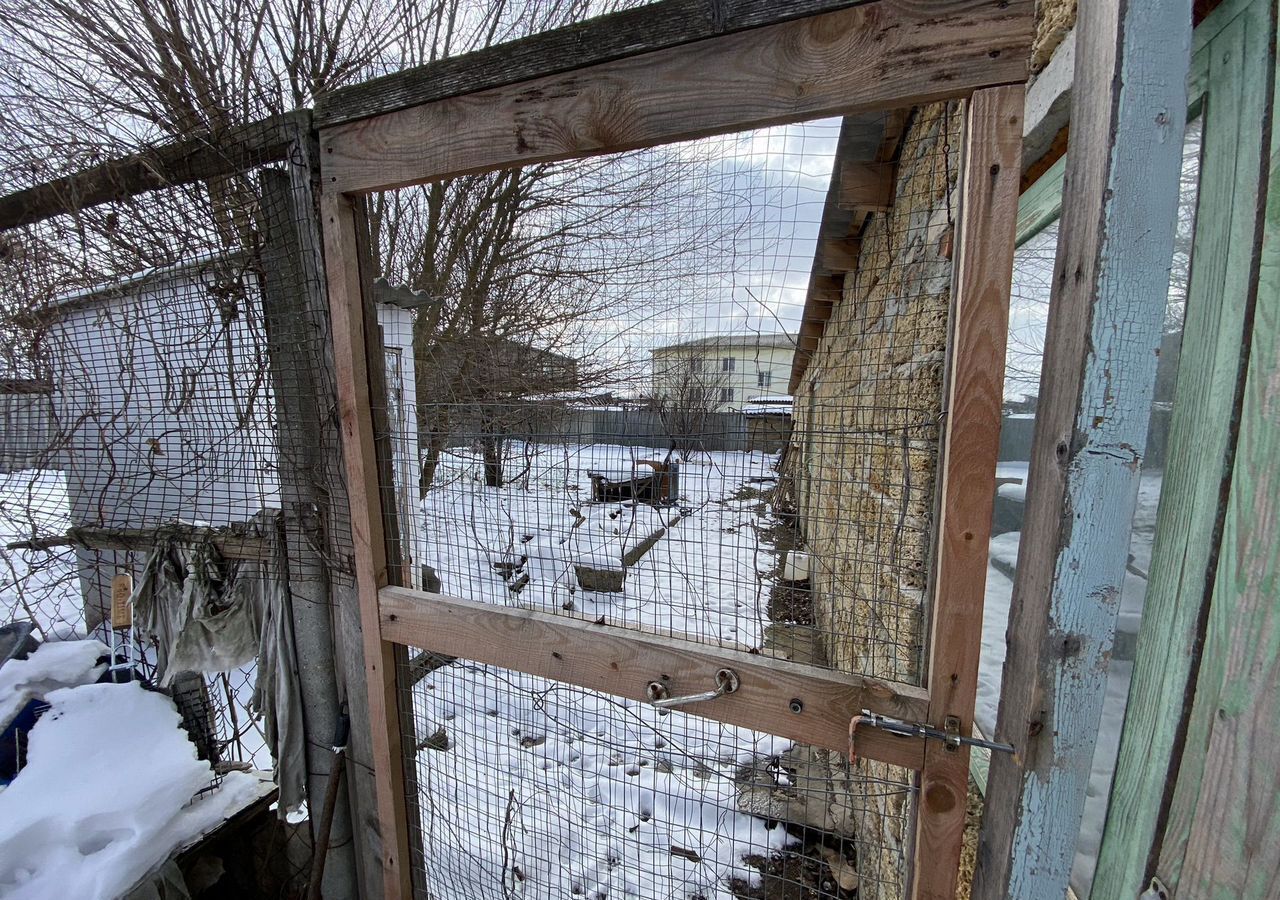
left=316, top=2, right=1031, bottom=897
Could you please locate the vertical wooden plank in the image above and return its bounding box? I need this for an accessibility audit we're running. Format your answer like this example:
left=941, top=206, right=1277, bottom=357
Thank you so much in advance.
left=912, top=84, right=1023, bottom=900
left=260, top=159, right=362, bottom=898
left=972, top=1, right=1194, bottom=897
left=351, top=204, right=429, bottom=893
left=1163, top=34, right=1280, bottom=891
left=1092, top=0, right=1275, bottom=893
left=321, top=189, right=415, bottom=900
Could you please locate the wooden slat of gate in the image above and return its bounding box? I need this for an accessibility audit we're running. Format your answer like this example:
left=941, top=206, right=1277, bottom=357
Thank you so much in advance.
left=912, top=84, right=1024, bottom=900
left=380, top=585, right=930, bottom=770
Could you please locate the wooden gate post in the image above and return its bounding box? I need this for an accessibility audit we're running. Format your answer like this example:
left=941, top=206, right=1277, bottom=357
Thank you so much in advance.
left=972, top=1, right=1194, bottom=897
left=913, top=84, right=1024, bottom=900
left=259, top=153, right=361, bottom=897
left=321, top=188, right=417, bottom=900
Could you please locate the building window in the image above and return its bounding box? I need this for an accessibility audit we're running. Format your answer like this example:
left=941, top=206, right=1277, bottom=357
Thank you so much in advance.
left=757, top=370, right=771, bottom=389
left=721, top=357, right=735, bottom=372
left=719, top=387, right=734, bottom=403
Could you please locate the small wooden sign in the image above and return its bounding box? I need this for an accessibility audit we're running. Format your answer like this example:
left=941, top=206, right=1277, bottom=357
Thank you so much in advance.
left=110, top=572, right=134, bottom=630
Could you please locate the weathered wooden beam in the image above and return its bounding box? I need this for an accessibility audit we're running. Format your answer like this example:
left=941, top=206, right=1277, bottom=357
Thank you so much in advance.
left=350, top=200, right=430, bottom=895
left=819, top=237, right=862, bottom=273
left=912, top=83, right=1023, bottom=900
left=259, top=159, right=365, bottom=897
left=788, top=112, right=903, bottom=393
left=6, top=525, right=271, bottom=561
left=314, top=0, right=1008, bottom=128
left=972, top=1, right=1194, bottom=897
left=379, top=585, right=930, bottom=770
left=1014, top=151, right=1066, bottom=245
left=319, top=0, right=1033, bottom=194
left=1093, top=0, right=1276, bottom=893
left=838, top=161, right=897, bottom=211
left=0, top=111, right=309, bottom=231
left=810, top=274, right=845, bottom=307
left=320, top=189, right=415, bottom=900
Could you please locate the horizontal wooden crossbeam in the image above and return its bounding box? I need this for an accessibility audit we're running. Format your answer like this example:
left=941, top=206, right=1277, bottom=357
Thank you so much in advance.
left=0, top=111, right=309, bottom=231
left=320, top=0, right=1033, bottom=194
left=379, top=585, right=930, bottom=769
left=819, top=237, right=863, bottom=273
left=6, top=524, right=272, bottom=560
left=315, top=0, right=886, bottom=127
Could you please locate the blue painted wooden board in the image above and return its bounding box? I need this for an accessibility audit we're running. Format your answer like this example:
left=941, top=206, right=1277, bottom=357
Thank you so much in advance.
left=973, top=1, right=1194, bottom=897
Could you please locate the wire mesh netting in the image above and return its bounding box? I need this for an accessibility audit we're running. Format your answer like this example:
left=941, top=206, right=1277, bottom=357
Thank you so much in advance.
left=368, top=102, right=963, bottom=899
left=399, top=653, right=914, bottom=900
left=0, top=115, right=334, bottom=894
left=375, top=109, right=955, bottom=681
left=0, top=3, right=982, bottom=898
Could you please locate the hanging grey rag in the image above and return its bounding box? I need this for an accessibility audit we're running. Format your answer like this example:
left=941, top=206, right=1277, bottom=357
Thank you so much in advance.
left=131, top=522, right=306, bottom=815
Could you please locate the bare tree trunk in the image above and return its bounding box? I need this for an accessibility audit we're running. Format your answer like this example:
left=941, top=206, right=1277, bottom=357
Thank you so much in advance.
left=482, top=434, right=505, bottom=488
left=420, top=432, right=447, bottom=496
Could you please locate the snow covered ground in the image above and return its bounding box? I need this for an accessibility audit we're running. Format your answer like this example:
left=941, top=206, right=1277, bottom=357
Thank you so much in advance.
left=421, top=444, right=778, bottom=650
left=0, top=470, right=83, bottom=640
left=413, top=665, right=794, bottom=900
left=977, top=469, right=1162, bottom=898
left=413, top=444, right=796, bottom=899
left=0, top=640, right=266, bottom=899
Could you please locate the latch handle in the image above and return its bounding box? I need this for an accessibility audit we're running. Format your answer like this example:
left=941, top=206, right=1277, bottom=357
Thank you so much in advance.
left=646, top=668, right=740, bottom=709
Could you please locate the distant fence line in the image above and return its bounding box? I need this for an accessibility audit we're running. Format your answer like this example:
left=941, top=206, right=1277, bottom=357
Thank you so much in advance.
left=425, top=407, right=755, bottom=454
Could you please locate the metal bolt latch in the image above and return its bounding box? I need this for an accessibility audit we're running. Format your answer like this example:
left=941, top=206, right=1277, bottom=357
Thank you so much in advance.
left=646, top=668, right=740, bottom=708
left=848, top=709, right=1018, bottom=766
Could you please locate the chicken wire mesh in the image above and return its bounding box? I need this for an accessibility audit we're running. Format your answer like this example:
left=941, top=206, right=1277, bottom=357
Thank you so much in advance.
left=367, top=103, right=962, bottom=899
left=374, top=109, right=955, bottom=682
left=1, top=60, right=968, bottom=900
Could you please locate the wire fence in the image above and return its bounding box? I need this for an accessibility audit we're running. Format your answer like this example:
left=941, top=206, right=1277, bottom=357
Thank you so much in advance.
left=0, top=114, right=331, bottom=895
left=1, top=40, right=978, bottom=900
left=363, top=103, right=961, bottom=899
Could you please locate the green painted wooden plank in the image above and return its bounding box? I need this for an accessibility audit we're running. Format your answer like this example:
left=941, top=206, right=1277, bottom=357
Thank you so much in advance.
left=1189, top=0, right=1258, bottom=101
left=1016, top=152, right=1066, bottom=246
left=1092, top=0, right=1275, bottom=894
left=1154, top=4, right=1280, bottom=894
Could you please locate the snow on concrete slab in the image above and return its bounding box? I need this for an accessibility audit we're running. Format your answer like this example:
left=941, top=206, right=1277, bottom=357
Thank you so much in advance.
left=994, top=461, right=1030, bottom=502
left=421, top=444, right=776, bottom=649
left=0, top=678, right=263, bottom=900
